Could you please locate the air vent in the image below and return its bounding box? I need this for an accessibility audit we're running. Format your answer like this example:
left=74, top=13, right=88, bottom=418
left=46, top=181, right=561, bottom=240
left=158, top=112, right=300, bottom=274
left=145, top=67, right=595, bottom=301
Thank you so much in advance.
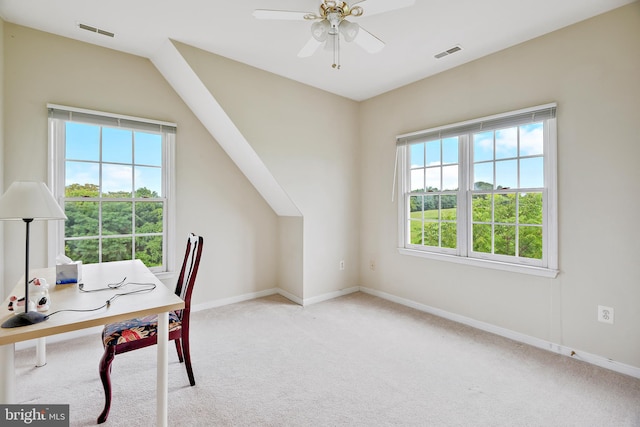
left=78, top=23, right=115, bottom=38
left=434, top=44, right=462, bottom=59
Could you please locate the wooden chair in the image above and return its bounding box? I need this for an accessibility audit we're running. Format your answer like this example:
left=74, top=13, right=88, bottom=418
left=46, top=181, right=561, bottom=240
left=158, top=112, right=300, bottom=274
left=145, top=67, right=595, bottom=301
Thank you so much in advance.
left=97, top=233, right=203, bottom=424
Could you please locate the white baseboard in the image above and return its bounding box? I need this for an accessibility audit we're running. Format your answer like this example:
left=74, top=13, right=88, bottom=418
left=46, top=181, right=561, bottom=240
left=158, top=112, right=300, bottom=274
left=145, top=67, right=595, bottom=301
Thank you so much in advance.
left=302, top=286, right=360, bottom=306
left=359, top=286, right=640, bottom=379
left=192, top=288, right=280, bottom=312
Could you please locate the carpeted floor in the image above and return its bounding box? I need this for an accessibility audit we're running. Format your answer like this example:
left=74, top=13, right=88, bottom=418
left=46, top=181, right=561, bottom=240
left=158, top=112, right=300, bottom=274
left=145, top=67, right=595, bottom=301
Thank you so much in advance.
left=14, top=292, right=640, bottom=426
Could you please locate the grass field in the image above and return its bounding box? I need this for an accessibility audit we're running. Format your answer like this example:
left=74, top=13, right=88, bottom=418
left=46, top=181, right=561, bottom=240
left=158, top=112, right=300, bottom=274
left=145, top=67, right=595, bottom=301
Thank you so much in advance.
left=410, top=207, right=456, bottom=221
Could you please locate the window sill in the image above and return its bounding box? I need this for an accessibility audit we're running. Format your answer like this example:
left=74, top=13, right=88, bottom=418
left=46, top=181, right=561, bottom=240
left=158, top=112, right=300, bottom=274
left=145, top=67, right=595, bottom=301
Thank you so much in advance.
left=154, top=270, right=176, bottom=281
left=398, top=248, right=559, bottom=278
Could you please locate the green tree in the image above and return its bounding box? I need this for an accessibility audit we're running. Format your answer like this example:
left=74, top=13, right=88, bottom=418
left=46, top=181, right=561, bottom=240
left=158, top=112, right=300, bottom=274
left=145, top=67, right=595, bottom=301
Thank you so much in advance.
left=63, top=184, right=163, bottom=265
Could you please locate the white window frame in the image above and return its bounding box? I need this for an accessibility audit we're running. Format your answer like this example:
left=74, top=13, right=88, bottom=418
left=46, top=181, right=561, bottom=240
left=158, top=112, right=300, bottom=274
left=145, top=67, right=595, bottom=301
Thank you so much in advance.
left=396, top=104, right=558, bottom=278
left=47, top=104, right=177, bottom=279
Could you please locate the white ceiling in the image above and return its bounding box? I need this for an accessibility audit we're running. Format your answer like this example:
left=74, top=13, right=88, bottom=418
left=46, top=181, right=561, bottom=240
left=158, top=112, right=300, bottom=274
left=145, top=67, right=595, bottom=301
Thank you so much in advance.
left=0, top=0, right=634, bottom=101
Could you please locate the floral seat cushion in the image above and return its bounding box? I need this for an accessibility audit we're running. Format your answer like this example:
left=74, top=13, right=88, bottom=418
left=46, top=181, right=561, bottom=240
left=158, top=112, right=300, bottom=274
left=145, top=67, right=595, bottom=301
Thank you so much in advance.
left=103, top=312, right=182, bottom=347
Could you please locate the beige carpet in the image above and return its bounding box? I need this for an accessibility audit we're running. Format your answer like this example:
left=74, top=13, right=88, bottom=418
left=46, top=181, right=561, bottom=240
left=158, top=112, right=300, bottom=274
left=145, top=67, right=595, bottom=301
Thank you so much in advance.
left=14, top=292, right=640, bottom=426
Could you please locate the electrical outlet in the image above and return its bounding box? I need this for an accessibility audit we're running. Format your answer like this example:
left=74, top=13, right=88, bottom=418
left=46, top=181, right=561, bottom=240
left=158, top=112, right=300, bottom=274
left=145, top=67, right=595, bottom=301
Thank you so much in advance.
left=597, top=305, right=614, bottom=324
left=339, top=260, right=345, bottom=271
left=369, top=260, right=375, bottom=271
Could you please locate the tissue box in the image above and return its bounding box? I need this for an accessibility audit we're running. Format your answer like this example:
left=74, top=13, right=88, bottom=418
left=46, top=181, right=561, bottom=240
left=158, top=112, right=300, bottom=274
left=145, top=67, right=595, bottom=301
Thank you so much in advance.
left=56, top=261, right=82, bottom=284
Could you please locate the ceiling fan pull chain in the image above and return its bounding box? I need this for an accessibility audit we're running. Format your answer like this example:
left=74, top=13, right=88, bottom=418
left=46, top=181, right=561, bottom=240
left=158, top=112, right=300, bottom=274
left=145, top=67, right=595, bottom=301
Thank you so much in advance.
left=333, top=32, right=340, bottom=69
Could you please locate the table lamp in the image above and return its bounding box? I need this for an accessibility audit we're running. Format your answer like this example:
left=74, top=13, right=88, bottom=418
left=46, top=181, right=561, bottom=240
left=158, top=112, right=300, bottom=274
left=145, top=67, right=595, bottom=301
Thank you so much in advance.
left=0, top=181, right=67, bottom=328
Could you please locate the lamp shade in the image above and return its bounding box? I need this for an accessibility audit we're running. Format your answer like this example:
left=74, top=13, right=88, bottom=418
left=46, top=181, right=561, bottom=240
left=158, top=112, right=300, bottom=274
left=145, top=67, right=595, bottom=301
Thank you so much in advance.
left=0, top=181, right=67, bottom=221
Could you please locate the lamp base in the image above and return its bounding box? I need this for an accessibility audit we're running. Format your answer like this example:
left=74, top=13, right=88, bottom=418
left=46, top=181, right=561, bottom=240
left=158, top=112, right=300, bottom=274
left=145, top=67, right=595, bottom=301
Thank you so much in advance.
left=1, top=311, right=48, bottom=328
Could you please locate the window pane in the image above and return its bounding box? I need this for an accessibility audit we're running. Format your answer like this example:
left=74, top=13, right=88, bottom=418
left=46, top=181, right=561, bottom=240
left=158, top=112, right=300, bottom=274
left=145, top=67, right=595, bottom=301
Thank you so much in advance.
left=423, top=222, right=439, bottom=246
left=494, top=193, right=516, bottom=224
left=410, top=195, right=423, bottom=214
left=495, top=225, right=516, bottom=256
left=472, top=195, right=491, bottom=222
left=65, top=201, right=99, bottom=237
left=410, top=143, right=425, bottom=168
left=66, top=122, right=99, bottom=161
left=102, top=237, right=133, bottom=262
left=409, top=220, right=422, bottom=244
left=473, top=224, right=492, bottom=253
left=495, top=159, right=517, bottom=189
left=473, top=132, right=493, bottom=162
left=426, top=140, right=440, bottom=166
left=400, top=106, right=555, bottom=269
left=410, top=169, right=424, bottom=192
left=66, top=239, right=99, bottom=264
left=473, top=162, right=493, bottom=190
left=495, top=127, right=517, bottom=159
left=519, top=226, right=543, bottom=259
left=102, top=127, right=132, bottom=164
left=425, top=168, right=440, bottom=191
left=442, top=165, right=458, bottom=191
left=135, top=166, right=162, bottom=197
left=57, top=109, right=170, bottom=272
left=519, top=192, right=543, bottom=225
left=520, top=157, right=544, bottom=188
left=103, top=202, right=132, bottom=235
left=102, top=164, right=132, bottom=197
left=424, top=195, right=438, bottom=219
left=135, top=202, right=163, bottom=233
left=65, top=162, right=99, bottom=196
left=134, top=132, right=162, bottom=166
left=520, top=123, right=544, bottom=156
left=441, top=195, right=457, bottom=220
left=441, top=222, right=456, bottom=249
left=136, top=235, right=163, bottom=267
left=442, top=137, right=458, bottom=165
left=409, top=196, right=424, bottom=244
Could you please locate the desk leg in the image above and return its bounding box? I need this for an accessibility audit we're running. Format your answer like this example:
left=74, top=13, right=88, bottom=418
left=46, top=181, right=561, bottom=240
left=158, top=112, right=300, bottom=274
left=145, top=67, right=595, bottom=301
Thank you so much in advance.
left=0, top=343, right=16, bottom=403
left=157, top=311, right=169, bottom=427
left=36, top=338, right=46, bottom=367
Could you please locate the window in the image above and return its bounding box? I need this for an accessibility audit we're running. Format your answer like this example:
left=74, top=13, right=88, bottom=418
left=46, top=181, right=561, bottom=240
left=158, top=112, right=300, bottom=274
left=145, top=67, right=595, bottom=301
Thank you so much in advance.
left=397, top=104, right=558, bottom=277
left=48, top=105, right=176, bottom=275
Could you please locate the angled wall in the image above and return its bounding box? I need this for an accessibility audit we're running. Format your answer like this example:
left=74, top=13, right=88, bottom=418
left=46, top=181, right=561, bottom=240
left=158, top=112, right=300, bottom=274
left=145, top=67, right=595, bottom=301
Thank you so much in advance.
left=171, top=41, right=361, bottom=302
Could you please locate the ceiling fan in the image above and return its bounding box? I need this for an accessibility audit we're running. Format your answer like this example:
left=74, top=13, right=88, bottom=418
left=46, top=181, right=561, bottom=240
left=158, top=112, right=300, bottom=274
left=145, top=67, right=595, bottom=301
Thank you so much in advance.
left=253, top=0, right=416, bottom=69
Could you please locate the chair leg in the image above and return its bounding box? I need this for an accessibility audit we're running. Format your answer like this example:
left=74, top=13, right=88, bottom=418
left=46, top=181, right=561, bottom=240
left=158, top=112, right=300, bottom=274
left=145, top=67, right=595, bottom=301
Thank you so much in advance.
left=97, top=345, right=116, bottom=424
left=181, top=334, right=196, bottom=386
left=174, top=338, right=184, bottom=363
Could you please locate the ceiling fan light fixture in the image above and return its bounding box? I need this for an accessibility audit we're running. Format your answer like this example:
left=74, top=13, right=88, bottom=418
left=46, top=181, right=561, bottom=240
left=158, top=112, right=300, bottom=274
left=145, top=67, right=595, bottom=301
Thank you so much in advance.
left=253, top=0, right=414, bottom=69
left=311, top=20, right=330, bottom=41
left=340, top=20, right=359, bottom=42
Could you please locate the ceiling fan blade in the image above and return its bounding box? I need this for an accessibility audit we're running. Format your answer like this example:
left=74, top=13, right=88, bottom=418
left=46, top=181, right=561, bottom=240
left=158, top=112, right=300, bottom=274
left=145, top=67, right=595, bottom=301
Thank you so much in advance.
left=252, top=9, right=311, bottom=20
left=354, top=26, right=384, bottom=53
left=297, top=37, right=323, bottom=58
left=349, top=0, right=415, bottom=17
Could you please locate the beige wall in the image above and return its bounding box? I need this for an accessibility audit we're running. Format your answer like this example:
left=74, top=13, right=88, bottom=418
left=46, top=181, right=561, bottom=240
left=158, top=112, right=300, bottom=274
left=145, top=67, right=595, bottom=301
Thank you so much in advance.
left=0, top=17, right=4, bottom=299
left=2, top=23, right=280, bottom=304
left=174, top=42, right=361, bottom=300
left=359, top=3, right=640, bottom=367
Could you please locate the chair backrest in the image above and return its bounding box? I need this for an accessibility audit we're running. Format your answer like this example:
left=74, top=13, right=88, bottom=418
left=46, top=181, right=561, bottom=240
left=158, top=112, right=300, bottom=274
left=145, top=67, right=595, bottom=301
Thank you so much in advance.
left=174, top=233, right=203, bottom=320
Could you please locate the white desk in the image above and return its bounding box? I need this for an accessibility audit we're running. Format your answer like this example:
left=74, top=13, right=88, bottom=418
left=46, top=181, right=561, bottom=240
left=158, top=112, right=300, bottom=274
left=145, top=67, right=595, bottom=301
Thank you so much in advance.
left=0, top=260, right=184, bottom=427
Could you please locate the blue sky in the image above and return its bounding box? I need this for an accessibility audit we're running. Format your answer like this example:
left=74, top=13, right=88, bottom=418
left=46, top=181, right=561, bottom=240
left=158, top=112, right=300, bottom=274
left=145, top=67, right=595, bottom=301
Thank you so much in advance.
left=410, top=123, right=544, bottom=191
left=65, top=122, right=163, bottom=195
